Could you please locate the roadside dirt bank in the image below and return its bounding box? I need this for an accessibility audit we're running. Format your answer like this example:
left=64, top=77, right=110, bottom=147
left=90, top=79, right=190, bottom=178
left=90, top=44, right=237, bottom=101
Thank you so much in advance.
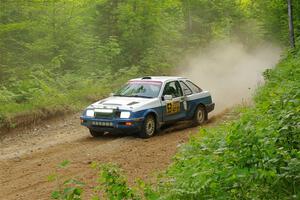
left=0, top=109, right=235, bottom=200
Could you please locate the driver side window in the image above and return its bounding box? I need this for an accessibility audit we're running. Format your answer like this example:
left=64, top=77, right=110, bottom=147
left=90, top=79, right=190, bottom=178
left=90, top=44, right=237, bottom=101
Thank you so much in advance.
left=163, top=81, right=183, bottom=98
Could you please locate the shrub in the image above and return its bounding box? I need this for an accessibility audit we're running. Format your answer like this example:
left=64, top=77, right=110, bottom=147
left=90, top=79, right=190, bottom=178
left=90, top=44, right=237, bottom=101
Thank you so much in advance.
left=48, top=160, right=85, bottom=200
left=157, top=49, right=300, bottom=199
left=91, top=163, right=141, bottom=200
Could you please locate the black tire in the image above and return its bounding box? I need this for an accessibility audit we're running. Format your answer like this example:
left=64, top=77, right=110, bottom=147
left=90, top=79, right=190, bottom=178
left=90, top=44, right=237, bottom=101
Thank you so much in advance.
left=192, top=105, right=207, bottom=126
left=139, top=114, right=156, bottom=138
left=89, top=129, right=104, bottom=137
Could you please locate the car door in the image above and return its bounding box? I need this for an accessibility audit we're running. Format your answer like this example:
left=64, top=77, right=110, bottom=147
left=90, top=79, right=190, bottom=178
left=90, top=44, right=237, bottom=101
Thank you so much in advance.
left=181, top=80, right=212, bottom=119
left=161, top=81, right=187, bottom=122
left=179, top=80, right=194, bottom=117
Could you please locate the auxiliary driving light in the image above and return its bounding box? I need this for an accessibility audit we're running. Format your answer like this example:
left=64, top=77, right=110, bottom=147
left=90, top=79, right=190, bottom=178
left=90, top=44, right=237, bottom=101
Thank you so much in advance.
left=125, top=122, right=133, bottom=126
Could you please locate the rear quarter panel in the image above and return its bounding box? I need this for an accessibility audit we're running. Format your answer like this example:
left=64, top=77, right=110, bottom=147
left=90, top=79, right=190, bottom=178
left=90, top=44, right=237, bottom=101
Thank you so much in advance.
left=185, top=91, right=212, bottom=119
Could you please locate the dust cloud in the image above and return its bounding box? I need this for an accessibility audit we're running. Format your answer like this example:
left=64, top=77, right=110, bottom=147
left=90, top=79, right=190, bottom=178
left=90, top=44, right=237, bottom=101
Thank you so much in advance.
left=178, top=42, right=282, bottom=114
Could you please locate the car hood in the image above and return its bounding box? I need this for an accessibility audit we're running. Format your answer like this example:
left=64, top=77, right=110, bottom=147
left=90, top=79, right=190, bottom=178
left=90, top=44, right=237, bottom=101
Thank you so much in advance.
left=89, top=96, right=157, bottom=111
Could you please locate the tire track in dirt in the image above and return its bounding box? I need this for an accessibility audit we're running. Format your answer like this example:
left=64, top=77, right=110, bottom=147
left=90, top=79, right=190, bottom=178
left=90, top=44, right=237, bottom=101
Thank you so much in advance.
left=0, top=110, right=235, bottom=200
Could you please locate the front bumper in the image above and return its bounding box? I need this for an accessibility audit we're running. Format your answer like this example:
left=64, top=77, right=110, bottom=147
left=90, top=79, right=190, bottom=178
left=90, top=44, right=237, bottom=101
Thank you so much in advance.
left=80, top=116, right=144, bottom=134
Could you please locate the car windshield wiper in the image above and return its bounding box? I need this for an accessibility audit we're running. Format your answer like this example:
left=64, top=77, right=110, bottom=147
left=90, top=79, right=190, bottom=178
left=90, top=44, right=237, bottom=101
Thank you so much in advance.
left=113, top=94, right=153, bottom=98
left=129, top=95, right=153, bottom=98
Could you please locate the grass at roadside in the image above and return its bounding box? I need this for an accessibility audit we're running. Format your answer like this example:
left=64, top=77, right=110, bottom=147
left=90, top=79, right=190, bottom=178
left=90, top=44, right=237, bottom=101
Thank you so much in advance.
left=0, top=67, right=141, bottom=130
left=157, top=49, right=300, bottom=199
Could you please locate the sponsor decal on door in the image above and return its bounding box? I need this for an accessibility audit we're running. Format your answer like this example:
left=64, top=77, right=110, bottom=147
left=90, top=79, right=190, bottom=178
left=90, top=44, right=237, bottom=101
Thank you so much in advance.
left=166, top=101, right=180, bottom=114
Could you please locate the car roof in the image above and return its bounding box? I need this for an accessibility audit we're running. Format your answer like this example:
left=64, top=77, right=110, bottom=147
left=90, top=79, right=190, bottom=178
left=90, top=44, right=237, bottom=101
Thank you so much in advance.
left=130, top=76, right=187, bottom=83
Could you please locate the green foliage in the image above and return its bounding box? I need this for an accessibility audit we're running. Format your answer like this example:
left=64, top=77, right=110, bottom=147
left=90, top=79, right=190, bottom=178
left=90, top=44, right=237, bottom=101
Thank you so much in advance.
left=136, top=179, right=160, bottom=200
left=48, top=162, right=160, bottom=200
left=243, top=0, right=300, bottom=44
left=1, top=0, right=299, bottom=128
left=92, top=163, right=141, bottom=200
left=157, top=49, right=300, bottom=199
left=48, top=160, right=85, bottom=200
left=0, top=0, right=185, bottom=128
left=93, top=0, right=184, bottom=72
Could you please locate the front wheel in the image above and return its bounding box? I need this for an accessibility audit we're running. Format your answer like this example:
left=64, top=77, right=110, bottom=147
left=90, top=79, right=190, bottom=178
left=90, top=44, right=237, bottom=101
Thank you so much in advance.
left=139, top=115, right=156, bottom=138
left=89, top=129, right=104, bottom=137
left=192, top=106, right=207, bottom=126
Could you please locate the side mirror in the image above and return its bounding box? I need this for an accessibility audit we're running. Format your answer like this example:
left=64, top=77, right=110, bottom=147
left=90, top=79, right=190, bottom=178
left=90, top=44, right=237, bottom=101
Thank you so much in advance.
left=163, top=95, right=172, bottom=101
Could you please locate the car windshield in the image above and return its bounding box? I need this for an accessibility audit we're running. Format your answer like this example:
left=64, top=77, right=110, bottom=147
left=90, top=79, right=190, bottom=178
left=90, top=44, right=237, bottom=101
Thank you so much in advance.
left=114, top=81, right=162, bottom=98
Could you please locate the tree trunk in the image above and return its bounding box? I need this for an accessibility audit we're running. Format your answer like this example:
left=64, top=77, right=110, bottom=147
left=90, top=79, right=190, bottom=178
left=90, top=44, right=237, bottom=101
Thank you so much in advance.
left=187, top=0, right=192, bottom=33
left=287, top=0, right=295, bottom=48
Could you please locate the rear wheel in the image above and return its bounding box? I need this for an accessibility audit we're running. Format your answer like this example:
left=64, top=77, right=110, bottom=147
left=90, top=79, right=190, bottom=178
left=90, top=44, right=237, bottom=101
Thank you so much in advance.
left=139, top=114, right=156, bottom=138
left=193, top=105, right=206, bottom=125
left=89, top=129, right=104, bottom=137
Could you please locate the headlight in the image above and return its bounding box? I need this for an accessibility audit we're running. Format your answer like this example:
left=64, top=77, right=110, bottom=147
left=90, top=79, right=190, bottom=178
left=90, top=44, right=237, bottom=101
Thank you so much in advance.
left=120, top=111, right=131, bottom=119
left=86, top=109, right=94, bottom=117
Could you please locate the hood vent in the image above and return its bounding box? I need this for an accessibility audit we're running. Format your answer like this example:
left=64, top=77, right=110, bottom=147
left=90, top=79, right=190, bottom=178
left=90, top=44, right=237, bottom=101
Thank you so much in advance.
left=98, top=100, right=106, bottom=104
left=103, top=103, right=122, bottom=106
left=127, top=101, right=140, bottom=106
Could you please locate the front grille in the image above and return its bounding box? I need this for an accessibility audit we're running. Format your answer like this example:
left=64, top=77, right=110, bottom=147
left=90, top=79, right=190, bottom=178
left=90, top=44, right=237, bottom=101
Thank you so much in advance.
left=94, top=112, right=114, bottom=119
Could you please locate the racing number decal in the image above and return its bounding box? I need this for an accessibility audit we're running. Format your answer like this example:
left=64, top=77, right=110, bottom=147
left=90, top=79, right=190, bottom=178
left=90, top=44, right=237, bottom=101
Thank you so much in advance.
left=166, top=101, right=180, bottom=114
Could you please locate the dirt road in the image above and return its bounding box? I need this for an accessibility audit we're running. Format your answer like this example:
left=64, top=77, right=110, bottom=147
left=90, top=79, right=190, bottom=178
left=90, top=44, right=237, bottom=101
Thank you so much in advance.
left=0, top=110, right=234, bottom=200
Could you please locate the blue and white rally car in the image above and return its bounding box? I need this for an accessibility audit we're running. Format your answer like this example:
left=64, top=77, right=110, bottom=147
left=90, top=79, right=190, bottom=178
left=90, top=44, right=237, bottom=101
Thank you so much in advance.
left=80, top=76, right=215, bottom=138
